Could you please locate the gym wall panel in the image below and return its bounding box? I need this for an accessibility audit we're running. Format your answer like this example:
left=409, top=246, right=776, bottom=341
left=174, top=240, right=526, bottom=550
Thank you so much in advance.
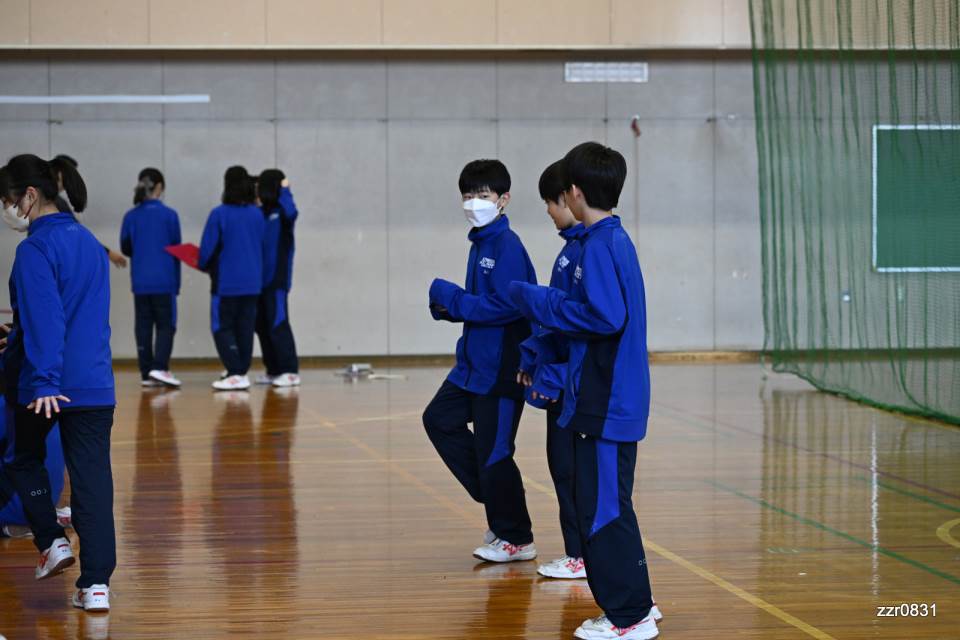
left=611, top=0, right=724, bottom=48
left=382, top=0, right=497, bottom=47
left=266, top=0, right=382, bottom=46
left=0, top=0, right=29, bottom=45
left=149, top=0, right=266, bottom=46
left=722, top=0, right=752, bottom=48
left=30, top=0, right=149, bottom=46
left=496, top=0, right=611, bottom=47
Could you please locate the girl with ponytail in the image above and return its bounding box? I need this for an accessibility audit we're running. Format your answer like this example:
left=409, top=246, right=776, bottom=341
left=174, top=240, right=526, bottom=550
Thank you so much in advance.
left=120, top=168, right=183, bottom=388
left=0, top=154, right=118, bottom=612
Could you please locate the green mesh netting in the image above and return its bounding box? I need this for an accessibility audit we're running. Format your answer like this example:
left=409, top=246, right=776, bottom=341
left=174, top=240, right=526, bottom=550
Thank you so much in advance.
left=749, top=0, right=960, bottom=424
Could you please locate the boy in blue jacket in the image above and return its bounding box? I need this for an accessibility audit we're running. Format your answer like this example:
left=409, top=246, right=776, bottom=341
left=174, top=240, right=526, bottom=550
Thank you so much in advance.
left=2, top=154, right=117, bottom=612
left=254, top=169, right=300, bottom=388
left=199, top=166, right=265, bottom=391
left=423, top=159, right=539, bottom=563
left=517, top=160, right=587, bottom=580
left=509, top=143, right=659, bottom=640
left=120, top=168, right=182, bottom=388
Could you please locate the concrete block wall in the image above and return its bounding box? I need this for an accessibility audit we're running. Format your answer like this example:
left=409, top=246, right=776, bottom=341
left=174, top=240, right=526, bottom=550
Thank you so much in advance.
left=0, top=53, right=762, bottom=359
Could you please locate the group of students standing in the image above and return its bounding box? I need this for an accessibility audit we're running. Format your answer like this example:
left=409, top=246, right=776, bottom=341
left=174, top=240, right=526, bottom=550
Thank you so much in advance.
left=424, top=143, right=660, bottom=640
left=120, top=165, right=301, bottom=390
left=0, top=154, right=302, bottom=614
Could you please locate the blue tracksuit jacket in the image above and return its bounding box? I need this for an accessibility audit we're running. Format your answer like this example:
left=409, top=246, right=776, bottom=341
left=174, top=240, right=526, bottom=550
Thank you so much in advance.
left=509, top=216, right=650, bottom=442
left=429, top=214, right=537, bottom=399
left=9, top=213, right=115, bottom=408
left=520, top=223, right=586, bottom=410
left=120, top=199, right=182, bottom=295
left=198, top=204, right=266, bottom=296
left=262, top=187, right=298, bottom=291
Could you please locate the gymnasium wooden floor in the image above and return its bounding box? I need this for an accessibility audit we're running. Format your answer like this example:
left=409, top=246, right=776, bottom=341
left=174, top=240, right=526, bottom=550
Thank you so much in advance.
left=1, top=363, right=958, bottom=639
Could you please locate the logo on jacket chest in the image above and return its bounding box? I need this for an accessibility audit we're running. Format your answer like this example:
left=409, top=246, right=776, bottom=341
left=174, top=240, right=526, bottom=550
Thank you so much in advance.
left=574, top=265, right=583, bottom=281
left=479, top=257, right=496, bottom=273
left=557, top=255, right=570, bottom=271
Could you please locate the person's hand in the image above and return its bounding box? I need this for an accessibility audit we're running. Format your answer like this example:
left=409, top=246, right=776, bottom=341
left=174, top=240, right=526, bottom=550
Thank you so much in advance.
left=530, top=390, right=557, bottom=403
left=28, top=395, right=71, bottom=419
left=432, top=304, right=448, bottom=314
left=108, top=249, right=128, bottom=268
left=517, top=371, right=533, bottom=387
left=281, top=178, right=290, bottom=188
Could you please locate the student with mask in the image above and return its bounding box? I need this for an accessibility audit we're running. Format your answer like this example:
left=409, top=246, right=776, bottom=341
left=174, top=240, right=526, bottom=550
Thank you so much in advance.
left=1, top=154, right=117, bottom=613
left=120, top=168, right=182, bottom=388
left=199, top=166, right=265, bottom=391
left=254, top=169, right=300, bottom=388
left=423, top=159, right=538, bottom=563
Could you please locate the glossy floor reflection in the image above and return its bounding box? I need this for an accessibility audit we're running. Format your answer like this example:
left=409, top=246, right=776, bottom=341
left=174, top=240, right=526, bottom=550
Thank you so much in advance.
left=1, top=364, right=958, bottom=639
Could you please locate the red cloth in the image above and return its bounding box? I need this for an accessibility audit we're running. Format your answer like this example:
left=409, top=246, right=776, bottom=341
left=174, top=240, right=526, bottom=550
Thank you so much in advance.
left=165, top=243, right=201, bottom=270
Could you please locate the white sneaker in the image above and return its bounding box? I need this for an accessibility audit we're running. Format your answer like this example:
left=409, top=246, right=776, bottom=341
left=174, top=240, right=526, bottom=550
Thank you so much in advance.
left=473, top=538, right=537, bottom=563
left=141, top=378, right=161, bottom=388
left=254, top=374, right=276, bottom=385
left=483, top=529, right=497, bottom=545
left=35, top=537, right=74, bottom=580
left=72, top=584, right=110, bottom=612
left=537, top=556, right=586, bottom=579
left=1, top=524, right=33, bottom=538
left=212, top=375, right=251, bottom=391
left=271, top=373, right=301, bottom=387
left=56, top=506, right=72, bottom=528
left=148, top=370, right=181, bottom=387
left=574, top=615, right=659, bottom=640
left=650, top=602, right=664, bottom=623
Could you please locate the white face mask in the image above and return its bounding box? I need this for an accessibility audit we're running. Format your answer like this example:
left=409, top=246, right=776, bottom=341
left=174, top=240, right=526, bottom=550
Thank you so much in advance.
left=2, top=204, right=29, bottom=232
left=463, top=198, right=501, bottom=228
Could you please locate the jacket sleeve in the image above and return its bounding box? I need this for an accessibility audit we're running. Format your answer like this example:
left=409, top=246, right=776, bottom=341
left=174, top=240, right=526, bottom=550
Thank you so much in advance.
left=430, top=243, right=534, bottom=326
left=508, top=243, right=625, bottom=337
left=13, top=243, right=65, bottom=399
left=198, top=210, right=221, bottom=272
left=279, top=187, right=299, bottom=223
left=531, top=362, right=566, bottom=400
left=119, top=213, right=133, bottom=257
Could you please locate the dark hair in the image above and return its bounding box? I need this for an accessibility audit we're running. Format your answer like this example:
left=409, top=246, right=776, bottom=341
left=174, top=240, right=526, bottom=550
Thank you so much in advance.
left=458, top=159, right=511, bottom=196
left=53, top=154, right=79, bottom=169
left=257, top=168, right=285, bottom=213
left=222, top=165, right=255, bottom=205
left=561, top=142, right=627, bottom=212
left=538, top=160, right=566, bottom=203
left=2, top=154, right=87, bottom=213
left=134, top=167, right=165, bottom=205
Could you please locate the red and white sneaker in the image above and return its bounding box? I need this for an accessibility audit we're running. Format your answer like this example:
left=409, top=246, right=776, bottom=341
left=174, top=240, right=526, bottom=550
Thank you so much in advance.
left=35, top=537, right=74, bottom=580
left=271, top=373, right=301, bottom=388
left=537, top=556, right=586, bottom=579
left=212, top=375, right=251, bottom=391
left=650, top=601, right=664, bottom=623
left=56, top=506, right=72, bottom=528
left=148, top=370, right=182, bottom=387
left=72, top=584, right=110, bottom=612
left=574, top=614, right=659, bottom=640
left=473, top=538, right=537, bottom=563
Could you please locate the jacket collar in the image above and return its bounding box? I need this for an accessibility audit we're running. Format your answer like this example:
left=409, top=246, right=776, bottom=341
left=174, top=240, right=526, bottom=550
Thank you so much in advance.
left=468, top=213, right=510, bottom=243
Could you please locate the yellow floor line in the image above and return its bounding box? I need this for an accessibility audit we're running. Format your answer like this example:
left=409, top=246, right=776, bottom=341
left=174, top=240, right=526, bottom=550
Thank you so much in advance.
left=936, top=519, right=960, bottom=549
left=521, top=475, right=836, bottom=640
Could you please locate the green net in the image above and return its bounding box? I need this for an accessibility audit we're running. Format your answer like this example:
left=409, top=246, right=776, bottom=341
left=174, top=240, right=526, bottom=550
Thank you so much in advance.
left=749, top=0, right=960, bottom=425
